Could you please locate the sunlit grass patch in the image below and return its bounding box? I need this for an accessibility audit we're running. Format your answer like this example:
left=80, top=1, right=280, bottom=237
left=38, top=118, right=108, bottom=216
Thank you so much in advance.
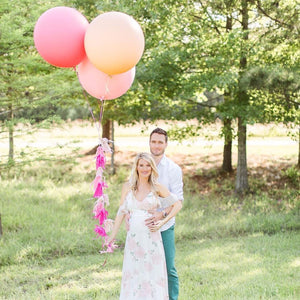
left=0, top=254, right=122, bottom=299
left=178, top=233, right=300, bottom=299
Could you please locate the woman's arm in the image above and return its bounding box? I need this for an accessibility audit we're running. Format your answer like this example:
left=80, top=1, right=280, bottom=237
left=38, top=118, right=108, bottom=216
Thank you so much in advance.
left=105, top=183, right=130, bottom=245
left=106, top=214, right=125, bottom=245
left=156, top=183, right=170, bottom=198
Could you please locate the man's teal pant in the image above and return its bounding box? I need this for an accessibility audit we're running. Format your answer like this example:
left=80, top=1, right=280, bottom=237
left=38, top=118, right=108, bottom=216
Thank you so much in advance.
left=161, top=225, right=179, bottom=300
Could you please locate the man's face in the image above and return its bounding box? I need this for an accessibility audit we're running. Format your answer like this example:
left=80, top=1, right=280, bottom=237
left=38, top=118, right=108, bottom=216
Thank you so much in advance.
left=149, top=133, right=167, bottom=157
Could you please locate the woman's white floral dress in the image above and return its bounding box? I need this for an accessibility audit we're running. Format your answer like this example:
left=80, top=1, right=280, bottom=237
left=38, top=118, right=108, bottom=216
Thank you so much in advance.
left=118, top=191, right=169, bottom=300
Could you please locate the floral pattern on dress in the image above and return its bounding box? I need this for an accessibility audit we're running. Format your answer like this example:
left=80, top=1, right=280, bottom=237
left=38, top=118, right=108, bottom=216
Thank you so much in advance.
left=119, top=191, right=169, bottom=300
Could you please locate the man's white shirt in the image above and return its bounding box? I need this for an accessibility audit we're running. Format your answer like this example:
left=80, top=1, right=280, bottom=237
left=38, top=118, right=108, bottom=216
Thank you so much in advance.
left=157, top=155, right=183, bottom=232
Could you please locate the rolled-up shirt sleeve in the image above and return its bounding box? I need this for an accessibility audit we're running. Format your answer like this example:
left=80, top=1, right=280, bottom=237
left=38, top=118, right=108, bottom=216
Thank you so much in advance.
left=169, top=166, right=184, bottom=201
left=159, top=193, right=178, bottom=209
left=157, top=155, right=183, bottom=231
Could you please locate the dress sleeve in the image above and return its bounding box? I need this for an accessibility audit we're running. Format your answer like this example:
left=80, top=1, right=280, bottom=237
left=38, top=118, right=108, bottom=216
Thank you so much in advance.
left=117, top=202, right=129, bottom=216
left=116, top=193, right=130, bottom=216
left=159, top=193, right=178, bottom=209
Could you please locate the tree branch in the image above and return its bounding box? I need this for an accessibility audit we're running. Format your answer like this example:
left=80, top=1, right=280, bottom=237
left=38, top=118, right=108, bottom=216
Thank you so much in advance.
left=196, top=1, right=222, bottom=35
left=185, top=97, right=222, bottom=108
left=256, top=0, right=290, bottom=28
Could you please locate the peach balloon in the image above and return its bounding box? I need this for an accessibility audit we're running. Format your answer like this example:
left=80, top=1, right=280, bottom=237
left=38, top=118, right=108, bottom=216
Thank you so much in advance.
left=84, top=12, right=144, bottom=75
left=34, top=7, right=88, bottom=68
left=77, top=57, right=135, bottom=100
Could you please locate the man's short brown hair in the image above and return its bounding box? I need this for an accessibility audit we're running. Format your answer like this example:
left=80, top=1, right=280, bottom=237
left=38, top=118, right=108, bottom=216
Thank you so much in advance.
left=150, top=128, right=168, bottom=142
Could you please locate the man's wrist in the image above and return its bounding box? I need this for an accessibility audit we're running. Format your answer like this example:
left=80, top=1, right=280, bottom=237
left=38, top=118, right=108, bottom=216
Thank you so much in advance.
left=162, top=209, right=167, bottom=218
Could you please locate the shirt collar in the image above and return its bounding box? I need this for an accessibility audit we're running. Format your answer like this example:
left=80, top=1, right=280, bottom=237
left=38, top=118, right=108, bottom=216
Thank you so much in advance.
left=157, top=154, right=167, bottom=166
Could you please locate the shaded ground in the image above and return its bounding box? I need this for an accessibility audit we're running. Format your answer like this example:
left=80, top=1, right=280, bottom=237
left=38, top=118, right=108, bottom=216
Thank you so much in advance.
left=83, top=148, right=299, bottom=198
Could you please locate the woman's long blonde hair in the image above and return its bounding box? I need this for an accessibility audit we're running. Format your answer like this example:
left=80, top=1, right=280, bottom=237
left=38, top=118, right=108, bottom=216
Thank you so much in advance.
left=129, top=152, right=159, bottom=195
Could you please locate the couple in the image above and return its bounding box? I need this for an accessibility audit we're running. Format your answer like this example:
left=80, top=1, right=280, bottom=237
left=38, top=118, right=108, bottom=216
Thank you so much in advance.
left=106, top=128, right=183, bottom=300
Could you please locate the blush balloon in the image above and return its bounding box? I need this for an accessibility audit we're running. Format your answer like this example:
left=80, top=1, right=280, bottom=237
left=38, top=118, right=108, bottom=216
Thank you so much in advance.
left=34, top=6, right=88, bottom=68
left=77, top=57, right=136, bottom=100
left=84, top=12, right=144, bottom=75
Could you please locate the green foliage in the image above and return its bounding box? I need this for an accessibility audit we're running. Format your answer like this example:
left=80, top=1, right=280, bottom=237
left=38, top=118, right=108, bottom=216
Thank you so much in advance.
left=1, top=0, right=299, bottom=127
left=281, top=166, right=300, bottom=188
left=0, top=0, right=299, bottom=194
left=0, top=0, right=90, bottom=127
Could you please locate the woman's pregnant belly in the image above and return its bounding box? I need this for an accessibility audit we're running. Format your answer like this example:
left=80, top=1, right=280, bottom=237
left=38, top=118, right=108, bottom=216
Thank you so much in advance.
left=129, top=209, right=151, bottom=234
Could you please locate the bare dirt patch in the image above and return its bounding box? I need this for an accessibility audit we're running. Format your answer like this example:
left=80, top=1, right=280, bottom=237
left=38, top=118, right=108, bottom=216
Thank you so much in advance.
left=83, top=146, right=298, bottom=197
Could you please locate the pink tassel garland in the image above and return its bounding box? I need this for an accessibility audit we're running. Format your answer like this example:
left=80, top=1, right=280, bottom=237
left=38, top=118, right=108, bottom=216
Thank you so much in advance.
left=94, top=224, right=107, bottom=237
left=91, top=140, right=115, bottom=253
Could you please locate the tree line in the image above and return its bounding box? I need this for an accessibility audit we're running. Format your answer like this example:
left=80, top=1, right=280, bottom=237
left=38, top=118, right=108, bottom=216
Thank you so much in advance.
left=0, top=0, right=299, bottom=193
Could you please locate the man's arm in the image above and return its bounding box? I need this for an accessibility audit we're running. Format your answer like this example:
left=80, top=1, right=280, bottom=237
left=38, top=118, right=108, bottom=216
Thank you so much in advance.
left=146, top=164, right=183, bottom=226
left=169, top=165, right=184, bottom=201
left=148, top=200, right=182, bottom=232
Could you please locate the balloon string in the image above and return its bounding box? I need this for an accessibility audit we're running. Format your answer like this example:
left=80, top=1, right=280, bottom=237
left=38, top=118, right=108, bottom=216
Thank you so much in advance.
left=105, top=75, right=110, bottom=98
left=73, top=66, right=106, bottom=142
left=98, top=98, right=105, bottom=135
left=86, top=93, right=102, bottom=142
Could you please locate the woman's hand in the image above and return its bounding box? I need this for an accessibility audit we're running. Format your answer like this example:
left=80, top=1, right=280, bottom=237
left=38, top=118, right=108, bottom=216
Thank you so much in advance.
left=145, top=210, right=164, bottom=229
left=105, top=236, right=114, bottom=246
left=101, top=236, right=118, bottom=253
left=149, top=220, right=165, bottom=232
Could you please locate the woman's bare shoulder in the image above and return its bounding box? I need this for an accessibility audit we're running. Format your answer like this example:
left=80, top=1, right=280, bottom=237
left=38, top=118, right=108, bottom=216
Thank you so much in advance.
left=122, top=182, right=131, bottom=193
left=120, top=182, right=131, bottom=204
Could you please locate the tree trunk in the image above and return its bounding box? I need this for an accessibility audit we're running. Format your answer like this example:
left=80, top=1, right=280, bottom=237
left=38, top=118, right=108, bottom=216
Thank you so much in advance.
left=8, top=103, right=14, bottom=163
left=298, top=127, right=300, bottom=168
left=222, top=118, right=233, bottom=173
left=221, top=13, right=233, bottom=173
left=235, top=0, right=249, bottom=194
left=235, top=117, right=248, bottom=193
left=85, top=119, right=113, bottom=156
left=102, top=120, right=112, bottom=140
left=0, top=214, right=2, bottom=238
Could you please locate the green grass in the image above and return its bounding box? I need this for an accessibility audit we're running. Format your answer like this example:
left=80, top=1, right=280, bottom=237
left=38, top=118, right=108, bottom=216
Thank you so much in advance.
left=1, top=234, right=299, bottom=300
left=0, top=158, right=299, bottom=299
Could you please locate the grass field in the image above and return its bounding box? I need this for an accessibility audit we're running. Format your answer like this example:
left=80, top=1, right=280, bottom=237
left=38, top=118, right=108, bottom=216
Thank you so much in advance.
left=0, top=121, right=299, bottom=299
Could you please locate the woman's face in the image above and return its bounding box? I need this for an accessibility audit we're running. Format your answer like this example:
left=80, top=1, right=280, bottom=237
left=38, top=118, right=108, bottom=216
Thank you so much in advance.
left=137, top=159, right=152, bottom=179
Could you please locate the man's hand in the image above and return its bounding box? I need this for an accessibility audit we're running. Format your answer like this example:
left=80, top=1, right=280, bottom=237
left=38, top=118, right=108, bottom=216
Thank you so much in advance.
left=145, top=210, right=164, bottom=229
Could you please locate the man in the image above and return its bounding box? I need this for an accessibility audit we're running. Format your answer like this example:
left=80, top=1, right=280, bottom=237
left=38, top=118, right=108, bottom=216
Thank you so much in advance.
left=145, top=127, right=183, bottom=300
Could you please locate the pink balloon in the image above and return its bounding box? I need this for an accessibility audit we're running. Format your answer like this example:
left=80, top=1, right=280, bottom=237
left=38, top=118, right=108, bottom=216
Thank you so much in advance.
left=34, top=7, right=88, bottom=68
left=77, top=57, right=136, bottom=100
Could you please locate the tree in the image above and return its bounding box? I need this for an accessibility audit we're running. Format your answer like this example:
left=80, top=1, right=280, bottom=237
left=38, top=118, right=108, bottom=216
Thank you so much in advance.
left=2, top=0, right=298, bottom=190
left=75, top=0, right=299, bottom=193
left=0, top=0, right=86, bottom=165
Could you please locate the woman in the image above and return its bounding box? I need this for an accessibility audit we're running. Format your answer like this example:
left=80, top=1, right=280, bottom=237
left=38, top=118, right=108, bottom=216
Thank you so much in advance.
left=106, top=152, right=181, bottom=300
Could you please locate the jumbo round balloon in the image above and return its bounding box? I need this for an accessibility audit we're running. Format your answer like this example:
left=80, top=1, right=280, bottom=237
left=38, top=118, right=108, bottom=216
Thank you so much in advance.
left=77, top=57, right=136, bottom=100
left=34, top=7, right=89, bottom=68
left=84, top=12, right=144, bottom=75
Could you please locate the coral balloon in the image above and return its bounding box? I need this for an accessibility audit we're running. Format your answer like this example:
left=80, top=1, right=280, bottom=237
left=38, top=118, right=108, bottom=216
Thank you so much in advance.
left=77, top=57, right=135, bottom=100
left=84, top=12, right=144, bottom=75
left=34, top=7, right=88, bottom=68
